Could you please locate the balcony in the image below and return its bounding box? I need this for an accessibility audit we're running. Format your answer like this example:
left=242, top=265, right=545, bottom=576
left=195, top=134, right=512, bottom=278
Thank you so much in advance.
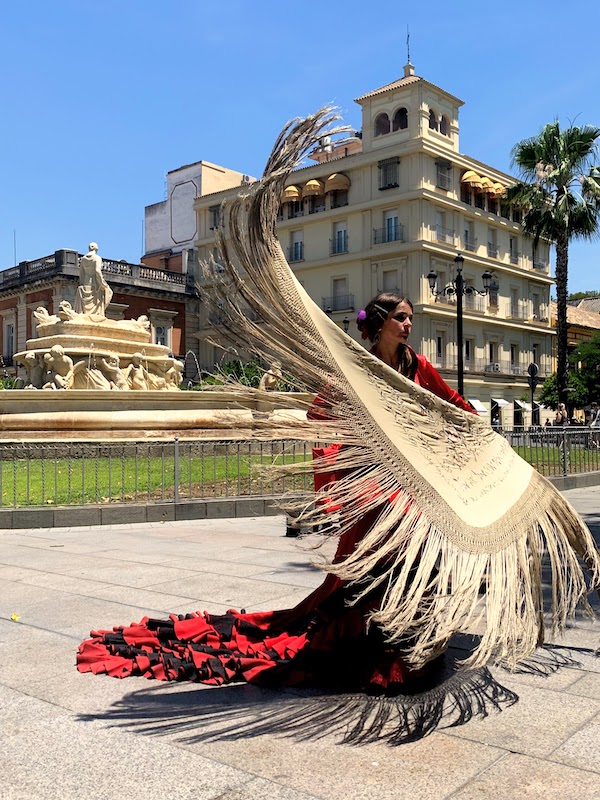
left=373, top=224, right=404, bottom=245
left=435, top=226, right=455, bottom=245
left=510, top=251, right=520, bottom=265
left=464, top=237, right=478, bottom=252
left=533, top=259, right=549, bottom=271
left=0, top=250, right=196, bottom=296
left=321, top=294, right=354, bottom=312
left=287, top=243, right=304, bottom=263
left=506, top=305, right=529, bottom=321
left=330, top=233, right=349, bottom=255
left=487, top=244, right=499, bottom=258
left=463, top=293, right=486, bottom=312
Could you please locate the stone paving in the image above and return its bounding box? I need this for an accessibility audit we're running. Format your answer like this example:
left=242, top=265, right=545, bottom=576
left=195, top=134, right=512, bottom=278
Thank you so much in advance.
left=1, top=486, right=599, bottom=799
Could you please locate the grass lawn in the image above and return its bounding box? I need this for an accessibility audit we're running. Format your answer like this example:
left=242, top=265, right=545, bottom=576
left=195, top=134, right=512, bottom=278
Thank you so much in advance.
left=1, top=449, right=312, bottom=507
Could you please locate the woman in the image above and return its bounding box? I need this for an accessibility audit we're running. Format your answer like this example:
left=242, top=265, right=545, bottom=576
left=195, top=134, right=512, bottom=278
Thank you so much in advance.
left=77, top=292, right=474, bottom=694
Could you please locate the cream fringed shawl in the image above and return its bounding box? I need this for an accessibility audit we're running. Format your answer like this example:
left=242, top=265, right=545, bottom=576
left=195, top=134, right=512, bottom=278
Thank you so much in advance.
left=204, top=107, right=600, bottom=671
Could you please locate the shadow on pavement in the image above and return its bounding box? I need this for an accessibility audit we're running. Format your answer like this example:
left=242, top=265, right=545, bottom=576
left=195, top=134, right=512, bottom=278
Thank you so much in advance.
left=78, top=645, right=519, bottom=747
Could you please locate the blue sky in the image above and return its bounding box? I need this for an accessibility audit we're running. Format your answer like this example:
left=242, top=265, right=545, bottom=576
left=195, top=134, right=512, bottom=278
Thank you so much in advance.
left=1, top=0, right=599, bottom=292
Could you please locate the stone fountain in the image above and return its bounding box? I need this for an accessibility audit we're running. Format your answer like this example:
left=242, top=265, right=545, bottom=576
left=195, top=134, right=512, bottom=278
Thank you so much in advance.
left=14, top=243, right=183, bottom=391
left=1, top=244, right=309, bottom=440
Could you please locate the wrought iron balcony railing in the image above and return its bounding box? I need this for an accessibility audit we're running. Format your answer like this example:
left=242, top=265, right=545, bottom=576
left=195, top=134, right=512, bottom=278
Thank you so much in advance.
left=321, top=294, right=355, bottom=312
left=373, top=224, right=404, bottom=245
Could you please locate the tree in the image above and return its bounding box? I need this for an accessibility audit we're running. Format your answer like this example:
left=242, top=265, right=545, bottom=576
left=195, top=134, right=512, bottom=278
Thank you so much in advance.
left=569, top=290, right=600, bottom=301
left=572, top=332, right=600, bottom=404
left=507, top=122, right=600, bottom=405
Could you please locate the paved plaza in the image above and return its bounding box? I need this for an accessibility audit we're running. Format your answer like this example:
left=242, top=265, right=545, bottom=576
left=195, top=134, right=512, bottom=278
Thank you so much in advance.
left=1, top=486, right=600, bottom=799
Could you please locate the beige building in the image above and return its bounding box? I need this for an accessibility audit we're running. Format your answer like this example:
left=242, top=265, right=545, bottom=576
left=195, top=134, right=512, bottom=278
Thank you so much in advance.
left=193, top=63, right=554, bottom=426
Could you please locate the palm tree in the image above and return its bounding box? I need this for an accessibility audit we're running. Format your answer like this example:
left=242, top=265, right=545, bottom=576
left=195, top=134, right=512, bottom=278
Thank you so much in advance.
left=507, top=122, right=600, bottom=405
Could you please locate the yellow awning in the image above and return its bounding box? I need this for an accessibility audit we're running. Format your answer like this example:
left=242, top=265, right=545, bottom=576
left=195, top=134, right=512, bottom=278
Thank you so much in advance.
left=324, top=173, right=351, bottom=192
left=303, top=178, right=325, bottom=197
left=480, top=176, right=496, bottom=192
left=282, top=185, right=302, bottom=202
left=493, top=182, right=506, bottom=196
left=461, top=170, right=483, bottom=188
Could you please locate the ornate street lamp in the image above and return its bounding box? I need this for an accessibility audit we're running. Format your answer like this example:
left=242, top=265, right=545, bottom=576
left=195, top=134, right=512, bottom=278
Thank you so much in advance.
left=342, top=316, right=350, bottom=333
left=427, top=253, right=494, bottom=398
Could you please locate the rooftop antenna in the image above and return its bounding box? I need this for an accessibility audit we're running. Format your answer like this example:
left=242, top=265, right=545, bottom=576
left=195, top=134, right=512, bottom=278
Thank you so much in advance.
left=406, top=25, right=410, bottom=63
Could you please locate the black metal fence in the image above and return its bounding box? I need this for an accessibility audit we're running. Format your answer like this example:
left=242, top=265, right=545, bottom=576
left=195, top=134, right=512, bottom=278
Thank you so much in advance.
left=502, top=427, right=600, bottom=478
left=0, top=439, right=313, bottom=509
left=1, top=430, right=598, bottom=509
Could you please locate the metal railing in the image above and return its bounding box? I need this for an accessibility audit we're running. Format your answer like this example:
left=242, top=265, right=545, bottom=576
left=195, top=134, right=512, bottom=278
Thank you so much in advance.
left=1, top=432, right=597, bottom=510
left=321, top=294, right=355, bottom=312
left=0, top=440, right=313, bottom=509
left=502, top=427, right=600, bottom=477
left=373, top=224, right=404, bottom=245
left=435, top=226, right=455, bottom=244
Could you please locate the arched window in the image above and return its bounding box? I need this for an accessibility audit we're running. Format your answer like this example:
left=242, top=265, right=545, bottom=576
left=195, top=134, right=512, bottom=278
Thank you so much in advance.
left=440, top=115, right=449, bottom=136
left=374, top=113, right=391, bottom=137
left=428, top=109, right=438, bottom=131
left=392, top=107, right=408, bottom=131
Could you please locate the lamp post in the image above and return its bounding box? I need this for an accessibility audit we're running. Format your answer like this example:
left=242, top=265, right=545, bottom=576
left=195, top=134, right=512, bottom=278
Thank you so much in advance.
left=342, top=316, right=350, bottom=333
left=427, top=254, right=493, bottom=398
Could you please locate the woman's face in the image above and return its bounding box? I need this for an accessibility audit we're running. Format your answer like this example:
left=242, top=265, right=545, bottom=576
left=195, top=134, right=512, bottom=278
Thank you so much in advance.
left=378, top=301, right=413, bottom=348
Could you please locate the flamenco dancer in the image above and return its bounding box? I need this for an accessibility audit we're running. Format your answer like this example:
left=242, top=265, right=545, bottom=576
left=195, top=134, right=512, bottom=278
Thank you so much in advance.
left=77, top=109, right=600, bottom=730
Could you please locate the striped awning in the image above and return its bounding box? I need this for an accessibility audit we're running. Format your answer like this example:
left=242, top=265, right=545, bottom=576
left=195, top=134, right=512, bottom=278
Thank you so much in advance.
left=324, top=173, right=351, bottom=192
left=282, top=185, right=302, bottom=202
left=303, top=178, right=325, bottom=197
left=491, top=397, right=510, bottom=408
left=461, top=170, right=484, bottom=188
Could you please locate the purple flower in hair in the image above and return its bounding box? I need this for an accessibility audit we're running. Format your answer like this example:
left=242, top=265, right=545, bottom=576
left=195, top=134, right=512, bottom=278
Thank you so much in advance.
left=356, top=309, right=367, bottom=328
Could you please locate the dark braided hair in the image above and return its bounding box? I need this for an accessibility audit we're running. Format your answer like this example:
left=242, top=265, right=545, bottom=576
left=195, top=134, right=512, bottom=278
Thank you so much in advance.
left=357, top=292, right=416, bottom=379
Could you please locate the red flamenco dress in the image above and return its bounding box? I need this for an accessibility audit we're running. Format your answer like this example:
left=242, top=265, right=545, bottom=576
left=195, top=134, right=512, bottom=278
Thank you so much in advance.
left=77, top=354, right=473, bottom=695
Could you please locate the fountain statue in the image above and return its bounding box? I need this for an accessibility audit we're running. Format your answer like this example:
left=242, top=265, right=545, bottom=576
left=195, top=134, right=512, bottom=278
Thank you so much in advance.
left=14, top=243, right=183, bottom=391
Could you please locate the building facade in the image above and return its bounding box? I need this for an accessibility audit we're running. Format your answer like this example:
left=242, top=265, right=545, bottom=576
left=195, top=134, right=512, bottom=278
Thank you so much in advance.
left=193, top=63, right=554, bottom=426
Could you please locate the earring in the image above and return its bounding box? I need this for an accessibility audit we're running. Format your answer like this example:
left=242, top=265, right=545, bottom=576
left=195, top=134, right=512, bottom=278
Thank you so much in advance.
left=373, top=331, right=381, bottom=346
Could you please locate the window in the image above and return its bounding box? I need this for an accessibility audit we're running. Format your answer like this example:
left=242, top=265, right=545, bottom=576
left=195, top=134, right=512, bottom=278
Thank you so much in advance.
left=461, top=184, right=472, bottom=204
left=510, top=288, right=519, bottom=318
left=464, top=338, right=474, bottom=369
left=385, top=210, right=399, bottom=242
left=289, top=230, right=304, bottom=262
left=532, top=343, right=540, bottom=366
left=435, top=332, right=446, bottom=367
left=3, top=321, right=14, bottom=360
left=439, top=115, right=449, bottom=136
left=435, top=159, right=452, bottom=190
left=500, top=202, right=511, bottom=219
left=487, top=229, right=498, bottom=258
left=378, top=157, right=400, bottom=190
left=509, top=236, right=519, bottom=265
left=154, top=325, right=168, bottom=347
left=488, top=342, right=497, bottom=364
left=532, top=293, right=541, bottom=319
left=209, top=206, right=220, bottom=230
left=331, top=222, right=348, bottom=255
left=392, top=107, right=408, bottom=131
left=487, top=197, right=498, bottom=215
left=435, top=211, right=454, bottom=244
left=474, top=191, right=485, bottom=210
left=330, top=189, right=348, bottom=208
left=464, top=221, right=476, bottom=252
left=428, top=109, right=438, bottom=131
left=488, top=281, right=499, bottom=307
left=510, top=344, right=519, bottom=371
left=512, top=207, right=522, bottom=224
left=148, top=308, right=177, bottom=352
left=308, top=195, right=326, bottom=214
left=287, top=200, right=303, bottom=219
left=374, top=113, right=391, bottom=137
left=382, top=268, right=398, bottom=292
